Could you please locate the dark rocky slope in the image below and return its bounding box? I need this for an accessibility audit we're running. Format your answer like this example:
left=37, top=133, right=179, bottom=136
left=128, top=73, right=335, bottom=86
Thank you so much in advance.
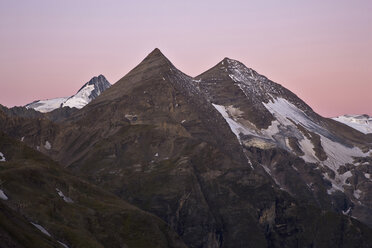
left=0, top=132, right=186, bottom=248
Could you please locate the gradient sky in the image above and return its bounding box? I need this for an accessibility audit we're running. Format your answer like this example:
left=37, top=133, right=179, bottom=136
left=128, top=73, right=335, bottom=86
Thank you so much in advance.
left=0, top=0, right=371, bottom=117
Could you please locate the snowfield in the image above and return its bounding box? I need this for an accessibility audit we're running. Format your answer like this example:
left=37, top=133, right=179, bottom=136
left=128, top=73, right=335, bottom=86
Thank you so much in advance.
left=0, top=152, right=5, bottom=162
left=56, top=188, right=74, bottom=203
left=0, top=189, right=8, bottom=200
left=44, top=141, right=52, bottom=150
left=333, top=115, right=372, bottom=134
left=31, top=222, right=51, bottom=237
left=25, top=75, right=110, bottom=113
left=62, top=84, right=95, bottom=109
left=25, top=97, right=68, bottom=113
left=212, top=95, right=371, bottom=196
left=262, top=97, right=370, bottom=193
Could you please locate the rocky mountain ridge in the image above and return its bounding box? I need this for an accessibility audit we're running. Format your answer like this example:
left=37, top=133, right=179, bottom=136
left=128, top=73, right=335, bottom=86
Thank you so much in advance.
left=1, top=48, right=372, bottom=247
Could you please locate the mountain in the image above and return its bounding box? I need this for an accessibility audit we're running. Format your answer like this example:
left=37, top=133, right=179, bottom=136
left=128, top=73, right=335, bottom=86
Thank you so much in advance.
left=1, top=48, right=372, bottom=247
left=195, top=57, right=372, bottom=225
left=25, top=75, right=111, bottom=113
left=333, top=114, right=372, bottom=134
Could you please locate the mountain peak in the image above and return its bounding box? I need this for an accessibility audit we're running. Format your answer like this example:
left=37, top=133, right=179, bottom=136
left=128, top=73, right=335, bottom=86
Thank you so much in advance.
left=142, top=48, right=170, bottom=63
left=79, top=74, right=111, bottom=93
left=197, top=56, right=253, bottom=80
left=62, top=75, right=111, bottom=108
left=149, top=47, right=163, bottom=55
left=221, top=57, right=250, bottom=71
left=119, top=48, right=176, bottom=82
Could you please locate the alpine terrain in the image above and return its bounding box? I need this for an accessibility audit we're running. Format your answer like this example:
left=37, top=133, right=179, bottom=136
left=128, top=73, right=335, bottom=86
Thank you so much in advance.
left=0, top=48, right=371, bottom=248
left=25, top=74, right=111, bottom=113
left=333, top=115, right=372, bottom=134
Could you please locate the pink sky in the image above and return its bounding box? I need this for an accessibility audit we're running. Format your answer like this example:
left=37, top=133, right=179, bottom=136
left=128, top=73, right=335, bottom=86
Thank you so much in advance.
left=0, top=0, right=371, bottom=117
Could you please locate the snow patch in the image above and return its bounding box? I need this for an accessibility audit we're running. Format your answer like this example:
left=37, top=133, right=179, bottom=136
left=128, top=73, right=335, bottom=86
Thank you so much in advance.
left=62, top=84, right=95, bottom=109
left=0, top=152, right=5, bottom=162
left=212, top=103, right=287, bottom=149
left=263, top=97, right=319, bottom=131
left=333, top=115, right=372, bottom=134
left=260, top=164, right=285, bottom=189
left=320, top=136, right=367, bottom=171
left=284, top=137, right=294, bottom=153
left=327, top=188, right=337, bottom=195
left=44, top=141, right=51, bottom=150
left=31, top=222, right=51, bottom=237
left=212, top=104, right=257, bottom=144
left=298, top=136, right=318, bottom=163
left=56, top=188, right=73, bottom=203
left=354, top=189, right=362, bottom=199
left=342, top=207, right=352, bottom=215
left=324, top=171, right=352, bottom=193
left=261, top=164, right=272, bottom=176
left=58, top=241, right=70, bottom=248
left=0, top=189, right=8, bottom=200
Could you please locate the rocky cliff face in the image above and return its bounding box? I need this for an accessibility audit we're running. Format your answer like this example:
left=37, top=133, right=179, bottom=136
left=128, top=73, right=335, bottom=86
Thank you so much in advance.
left=1, top=49, right=372, bottom=247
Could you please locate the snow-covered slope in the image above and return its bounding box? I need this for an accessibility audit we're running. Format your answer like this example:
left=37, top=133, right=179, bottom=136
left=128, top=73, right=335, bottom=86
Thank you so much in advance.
left=332, top=115, right=372, bottom=134
left=198, top=57, right=372, bottom=222
left=262, top=97, right=370, bottom=193
left=25, top=97, right=68, bottom=113
left=26, top=75, right=111, bottom=113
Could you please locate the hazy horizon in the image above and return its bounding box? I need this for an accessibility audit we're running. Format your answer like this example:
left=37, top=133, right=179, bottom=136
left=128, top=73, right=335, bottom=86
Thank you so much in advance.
left=1, top=0, right=371, bottom=117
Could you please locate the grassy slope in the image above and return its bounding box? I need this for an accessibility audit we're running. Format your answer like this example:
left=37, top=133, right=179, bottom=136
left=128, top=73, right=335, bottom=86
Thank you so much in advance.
left=0, top=132, right=186, bottom=248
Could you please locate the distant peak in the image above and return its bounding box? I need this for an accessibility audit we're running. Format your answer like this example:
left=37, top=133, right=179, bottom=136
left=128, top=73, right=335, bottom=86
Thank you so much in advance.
left=77, top=75, right=111, bottom=93
left=87, top=74, right=109, bottom=85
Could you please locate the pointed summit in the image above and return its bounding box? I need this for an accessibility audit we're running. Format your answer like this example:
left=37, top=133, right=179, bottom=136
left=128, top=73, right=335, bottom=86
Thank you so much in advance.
left=111, top=48, right=176, bottom=87
left=77, top=74, right=111, bottom=95
left=62, top=75, right=111, bottom=109
left=138, top=48, right=173, bottom=68
left=148, top=48, right=163, bottom=57
left=196, top=56, right=254, bottom=81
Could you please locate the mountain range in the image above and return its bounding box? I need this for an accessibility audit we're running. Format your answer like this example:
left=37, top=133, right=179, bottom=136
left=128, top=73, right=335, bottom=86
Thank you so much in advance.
left=0, top=48, right=371, bottom=248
